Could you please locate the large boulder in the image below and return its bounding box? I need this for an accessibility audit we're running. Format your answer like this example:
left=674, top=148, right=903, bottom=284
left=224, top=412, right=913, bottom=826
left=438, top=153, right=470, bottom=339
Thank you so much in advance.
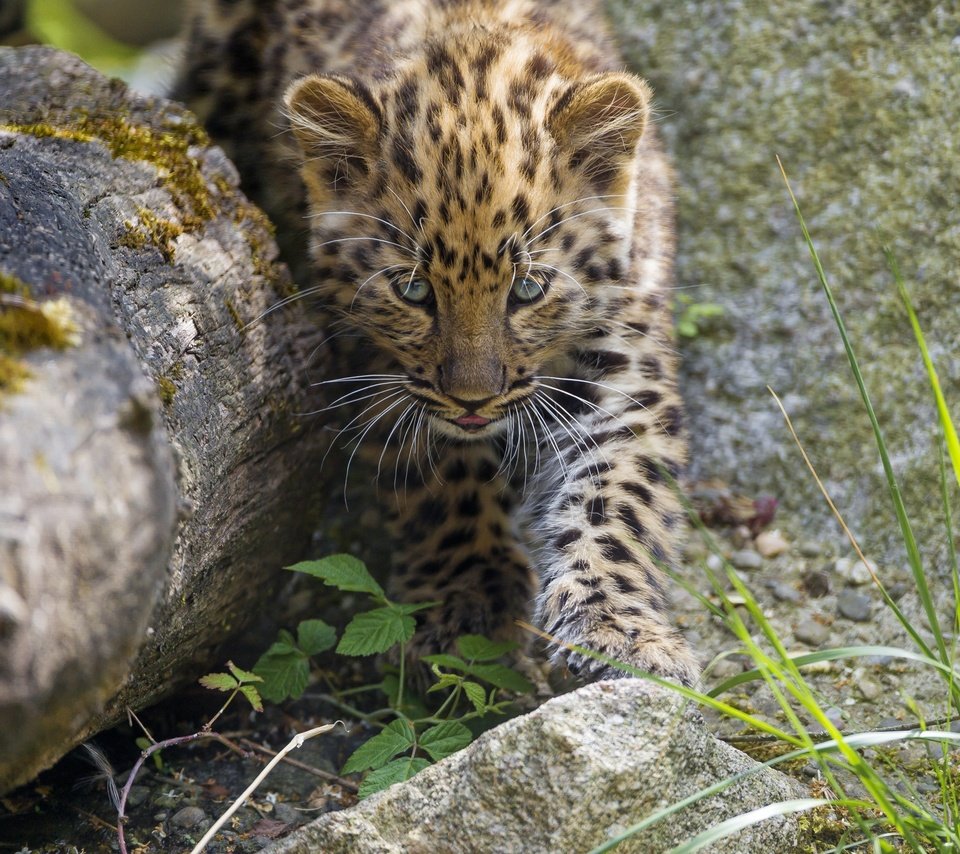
left=0, top=46, right=328, bottom=792
left=608, top=0, right=959, bottom=567
left=268, top=681, right=807, bottom=853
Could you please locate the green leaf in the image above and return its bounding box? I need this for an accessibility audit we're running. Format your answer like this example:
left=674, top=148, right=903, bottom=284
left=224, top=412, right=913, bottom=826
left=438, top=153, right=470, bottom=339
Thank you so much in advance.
left=253, top=643, right=310, bottom=702
left=297, top=619, right=337, bottom=655
left=421, top=653, right=469, bottom=671
left=198, top=672, right=238, bottom=692
left=342, top=719, right=416, bottom=774
left=456, top=635, right=519, bottom=661
left=288, top=554, right=385, bottom=599
left=427, top=672, right=463, bottom=693
left=462, top=680, right=487, bottom=714
left=238, top=684, right=264, bottom=713
left=419, top=721, right=473, bottom=761
left=226, top=661, right=262, bottom=684
left=392, top=601, right=440, bottom=616
left=358, top=757, right=430, bottom=799
left=337, top=608, right=415, bottom=656
left=468, top=663, right=534, bottom=694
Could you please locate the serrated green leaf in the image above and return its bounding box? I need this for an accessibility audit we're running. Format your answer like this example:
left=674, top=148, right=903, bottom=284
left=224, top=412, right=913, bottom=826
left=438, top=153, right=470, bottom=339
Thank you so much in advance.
left=297, top=619, right=337, bottom=656
left=426, top=672, right=463, bottom=693
left=462, top=680, right=487, bottom=713
left=226, top=661, right=262, bottom=684
left=277, top=628, right=297, bottom=647
left=392, top=601, right=440, bottom=616
left=456, top=635, right=519, bottom=661
left=337, top=608, right=415, bottom=656
left=342, top=719, right=416, bottom=774
left=468, top=663, right=534, bottom=694
left=252, top=644, right=309, bottom=702
left=288, top=554, right=385, bottom=599
left=358, top=757, right=430, bottom=799
left=198, top=672, right=238, bottom=692
left=421, top=653, right=468, bottom=671
left=238, top=684, right=264, bottom=712
left=419, top=721, right=473, bottom=761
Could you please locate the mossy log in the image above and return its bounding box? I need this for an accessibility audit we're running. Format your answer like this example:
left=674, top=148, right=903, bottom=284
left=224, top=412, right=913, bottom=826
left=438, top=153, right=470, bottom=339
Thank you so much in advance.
left=0, top=47, right=328, bottom=793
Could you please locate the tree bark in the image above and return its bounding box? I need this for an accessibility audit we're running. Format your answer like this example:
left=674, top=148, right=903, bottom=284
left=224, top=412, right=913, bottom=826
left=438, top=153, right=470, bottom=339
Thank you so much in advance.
left=0, top=46, right=329, bottom=792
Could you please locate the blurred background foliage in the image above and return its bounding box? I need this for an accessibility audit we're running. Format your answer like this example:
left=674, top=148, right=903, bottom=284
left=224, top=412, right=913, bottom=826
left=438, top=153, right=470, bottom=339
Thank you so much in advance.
left=2, top=0, right=184, bottom=92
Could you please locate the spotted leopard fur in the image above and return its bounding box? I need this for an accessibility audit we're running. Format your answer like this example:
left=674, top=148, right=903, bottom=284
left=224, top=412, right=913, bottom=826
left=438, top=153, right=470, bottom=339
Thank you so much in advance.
left=177, top=0, right=700, bottom=685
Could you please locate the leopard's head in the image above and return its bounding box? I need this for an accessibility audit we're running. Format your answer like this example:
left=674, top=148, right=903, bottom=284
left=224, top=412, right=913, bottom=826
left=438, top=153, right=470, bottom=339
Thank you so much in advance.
left=285, top=36, right=653, bottom=440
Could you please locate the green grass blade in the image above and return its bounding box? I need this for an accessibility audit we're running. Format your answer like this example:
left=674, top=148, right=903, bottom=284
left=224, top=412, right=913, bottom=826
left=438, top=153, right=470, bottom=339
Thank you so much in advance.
left=886, top=246, right=960, bottom=491
left=778, top=159, right=948, bottom=667
left=666, top=799, right=831, bottom=854
left=708, top=646, right=958, bottom=697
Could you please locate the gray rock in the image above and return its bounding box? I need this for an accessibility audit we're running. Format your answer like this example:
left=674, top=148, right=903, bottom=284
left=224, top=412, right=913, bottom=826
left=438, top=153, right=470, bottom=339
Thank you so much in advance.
left=171, top=805, right=207, bottom=829
left=266, top=681, right=807, bottom=854
left=610, top=0, right=959, bottom=571
left=730, top=549, right=764, bottom=571
left=794, top=617, right=829, bottom=647
left=837, top=590, right=873, bottom=622
left=768, top=580, right=803, bottom=603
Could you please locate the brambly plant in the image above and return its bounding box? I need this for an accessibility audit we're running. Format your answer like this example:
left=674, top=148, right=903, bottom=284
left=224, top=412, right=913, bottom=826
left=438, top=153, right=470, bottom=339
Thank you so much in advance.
left=253, top=553, right=535, bottom=797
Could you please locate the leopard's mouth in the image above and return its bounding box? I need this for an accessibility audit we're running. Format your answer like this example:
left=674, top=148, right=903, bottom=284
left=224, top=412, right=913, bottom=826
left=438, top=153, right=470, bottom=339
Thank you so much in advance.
left=453, top=414, right=492, bottom=430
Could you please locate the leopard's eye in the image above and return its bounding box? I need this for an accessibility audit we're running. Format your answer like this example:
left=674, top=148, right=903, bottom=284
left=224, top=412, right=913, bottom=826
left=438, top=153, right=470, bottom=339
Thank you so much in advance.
left=394, top=276, right=433, bottom=305
left=510, top=275, right=547, bottom=305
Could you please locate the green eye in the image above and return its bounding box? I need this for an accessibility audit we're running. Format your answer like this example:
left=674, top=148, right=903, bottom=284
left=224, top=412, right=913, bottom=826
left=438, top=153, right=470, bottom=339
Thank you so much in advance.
left=510, top=275, right=546, bottom=305
left=395, top=276, right=433, bottom=305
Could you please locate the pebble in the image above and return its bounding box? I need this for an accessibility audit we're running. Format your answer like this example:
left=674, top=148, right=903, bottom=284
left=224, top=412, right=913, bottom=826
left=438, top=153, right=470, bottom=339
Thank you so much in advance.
left=768, top=580, right=803, bottom=603
left=857, top=678, right=883, bottom=701
left=798, top=540, right=824, bottom=557
left=730, top=549, right=763, bottom=571
left=836, top=557, right=875, bottom=586
left=705, top=553, right=724, bottom=572
left=801, top=569, right=830, bottom=598
left=837, top=589, right=872, bottom=622
left=824, top=706, right=845, bottom=729
left=755, top=529, right=789, bottom=558
left=171, top=806, right=207, bottom=830
left=710, top=658, right=744, bottom=679
left=273, top=802, right=302, bottom=825
left=794, top=616, right=829, bottom=646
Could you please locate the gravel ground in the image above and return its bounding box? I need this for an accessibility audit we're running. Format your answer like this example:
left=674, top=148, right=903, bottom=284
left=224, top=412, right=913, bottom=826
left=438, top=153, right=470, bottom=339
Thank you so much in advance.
left=2, top=480, right=955, bottom=852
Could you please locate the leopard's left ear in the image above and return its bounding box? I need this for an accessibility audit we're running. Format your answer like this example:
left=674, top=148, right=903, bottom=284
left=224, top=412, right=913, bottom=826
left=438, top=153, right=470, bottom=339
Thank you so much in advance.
left=284, top=73, right=382, bottom=191
left=547, top=72, right=652, bottom=191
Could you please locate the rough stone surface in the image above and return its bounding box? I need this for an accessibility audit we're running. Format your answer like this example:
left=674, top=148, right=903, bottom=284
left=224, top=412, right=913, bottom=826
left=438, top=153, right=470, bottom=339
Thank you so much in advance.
left=267, top=681, right=807, bottom=854
left=0, top=47, right=328, bottom=792
left=609, top=1, right=960, bottom=569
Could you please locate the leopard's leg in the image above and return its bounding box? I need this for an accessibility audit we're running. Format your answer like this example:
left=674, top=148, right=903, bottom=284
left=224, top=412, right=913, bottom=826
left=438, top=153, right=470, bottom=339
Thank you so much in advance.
left=388, top=441, right=535, bottom=658
left=528, top=334, right=699, bottom=687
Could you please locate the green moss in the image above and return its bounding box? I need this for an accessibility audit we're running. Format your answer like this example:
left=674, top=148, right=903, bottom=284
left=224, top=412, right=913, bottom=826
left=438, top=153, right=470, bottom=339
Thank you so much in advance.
left=156, top=375, right=176, bottom=406
left=224, top=298, right=244, bottom=332
left=118, top=206, right=184, bottom=262
left=0, top=271, right=80, bottom=396
left=5, top=113, right=217, bottom=235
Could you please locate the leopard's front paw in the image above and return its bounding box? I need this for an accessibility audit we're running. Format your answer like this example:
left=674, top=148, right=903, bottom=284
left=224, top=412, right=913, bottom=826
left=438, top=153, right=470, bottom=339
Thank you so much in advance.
left=555, top=622, right=700, bottom=688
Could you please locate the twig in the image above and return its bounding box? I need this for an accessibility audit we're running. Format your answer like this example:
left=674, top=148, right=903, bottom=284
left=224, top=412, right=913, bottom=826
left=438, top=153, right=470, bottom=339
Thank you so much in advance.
left=117, top=731, right=248, bottom=854
left=189, top=722, right=344, bottom=854
left=722, top=714, right=959, bottom=748
left=239, top=737, right=359, bottom=792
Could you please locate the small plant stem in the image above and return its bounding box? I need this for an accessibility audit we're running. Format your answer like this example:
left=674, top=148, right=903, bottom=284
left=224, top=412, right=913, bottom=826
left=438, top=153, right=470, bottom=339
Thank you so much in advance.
left=427, top=684, right=462, bottom=721
left=117, top=732, right=246, bottom=854
left=396, top=641, right=405, bottom=712
left=308, top=693, right=390, bottom=725
left=189, top=722, right=342, bottom=854
left=205, top=687, right=240, bottom=731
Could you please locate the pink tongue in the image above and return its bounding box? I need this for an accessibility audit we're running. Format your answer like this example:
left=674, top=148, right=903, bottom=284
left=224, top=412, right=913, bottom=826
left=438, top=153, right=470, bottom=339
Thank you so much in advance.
left=455, top=414, right=490, bottom=427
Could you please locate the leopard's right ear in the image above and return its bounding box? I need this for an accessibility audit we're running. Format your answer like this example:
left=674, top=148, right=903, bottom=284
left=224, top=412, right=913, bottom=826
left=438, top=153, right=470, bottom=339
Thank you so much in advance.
left=284, top=74, right=381, bottom=188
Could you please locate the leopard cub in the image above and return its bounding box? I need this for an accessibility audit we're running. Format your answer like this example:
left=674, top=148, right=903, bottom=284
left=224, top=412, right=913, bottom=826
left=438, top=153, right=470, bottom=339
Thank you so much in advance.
left=178, top=0, right=699, bottom=685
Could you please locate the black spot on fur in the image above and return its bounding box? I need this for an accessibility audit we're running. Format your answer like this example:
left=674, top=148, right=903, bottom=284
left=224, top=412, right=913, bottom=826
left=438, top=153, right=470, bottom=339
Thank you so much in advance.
left=554, top=529, right=581, bottom=550
left=596, top=534, right=635, bottom=563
